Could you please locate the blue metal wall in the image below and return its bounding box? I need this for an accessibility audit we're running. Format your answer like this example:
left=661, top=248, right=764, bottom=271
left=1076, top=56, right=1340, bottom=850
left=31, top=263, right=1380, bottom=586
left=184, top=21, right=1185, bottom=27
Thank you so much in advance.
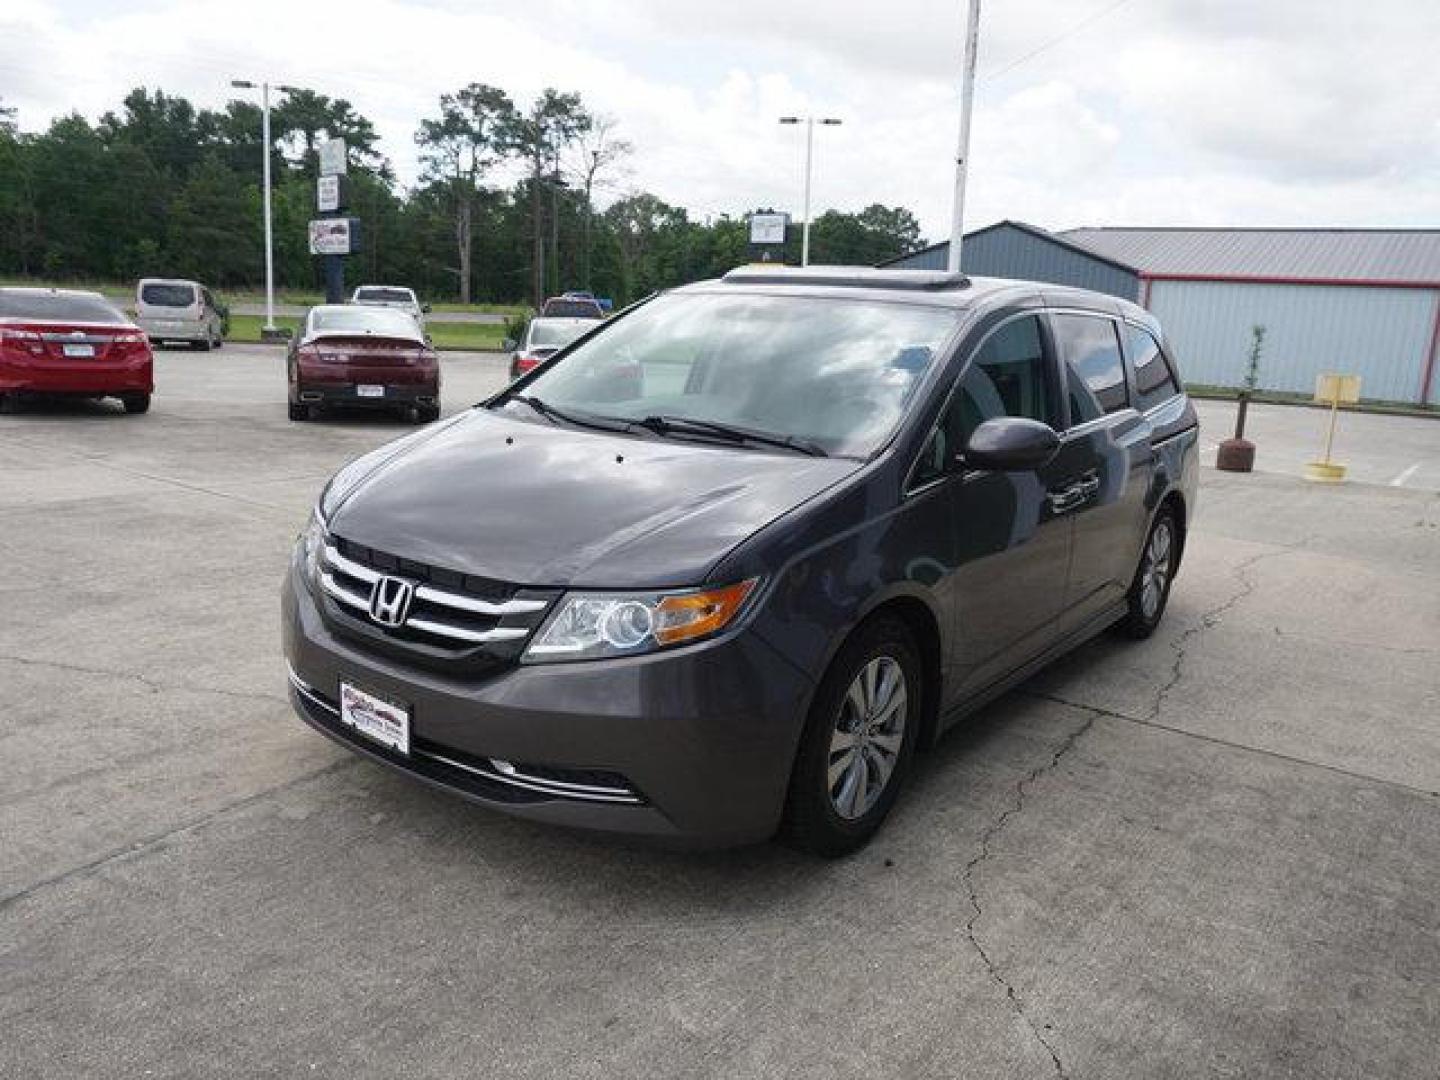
left=889, top=226, right=1141, bottom=300
left=1147, top=280, right=1440, bottom=404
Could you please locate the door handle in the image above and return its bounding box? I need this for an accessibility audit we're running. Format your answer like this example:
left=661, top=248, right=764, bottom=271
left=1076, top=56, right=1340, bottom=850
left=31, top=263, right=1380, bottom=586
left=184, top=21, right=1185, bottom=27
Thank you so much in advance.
left=1047, top=473, right=1100, bottom=514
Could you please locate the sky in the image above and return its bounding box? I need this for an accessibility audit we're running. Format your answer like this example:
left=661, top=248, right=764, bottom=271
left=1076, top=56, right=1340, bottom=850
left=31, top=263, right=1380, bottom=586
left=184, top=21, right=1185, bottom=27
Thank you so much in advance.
left=3, top=0, right=1439, bottom=241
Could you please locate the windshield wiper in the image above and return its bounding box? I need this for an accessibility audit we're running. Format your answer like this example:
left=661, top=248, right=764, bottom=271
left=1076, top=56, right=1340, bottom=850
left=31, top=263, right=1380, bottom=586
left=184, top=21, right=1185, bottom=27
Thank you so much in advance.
left=633, top=415, right=828, bottom=457
left=509, top=394, right=634, bottom=433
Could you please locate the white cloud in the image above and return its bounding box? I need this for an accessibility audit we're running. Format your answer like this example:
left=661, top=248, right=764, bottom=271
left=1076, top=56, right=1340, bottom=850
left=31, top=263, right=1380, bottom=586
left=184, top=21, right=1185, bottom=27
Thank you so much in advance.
left=2, top=0, right=1438, bottom=239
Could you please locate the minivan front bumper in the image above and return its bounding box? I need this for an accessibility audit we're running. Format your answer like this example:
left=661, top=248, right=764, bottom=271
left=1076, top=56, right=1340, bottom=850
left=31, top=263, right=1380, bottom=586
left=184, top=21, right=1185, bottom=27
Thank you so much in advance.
left=282, top=560, right=815, bottom=847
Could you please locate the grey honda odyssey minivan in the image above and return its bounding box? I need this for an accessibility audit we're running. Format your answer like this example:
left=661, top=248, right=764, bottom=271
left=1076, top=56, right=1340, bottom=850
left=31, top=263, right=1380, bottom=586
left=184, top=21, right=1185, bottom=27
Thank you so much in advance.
left=283, top=267, right=1198, bottom=855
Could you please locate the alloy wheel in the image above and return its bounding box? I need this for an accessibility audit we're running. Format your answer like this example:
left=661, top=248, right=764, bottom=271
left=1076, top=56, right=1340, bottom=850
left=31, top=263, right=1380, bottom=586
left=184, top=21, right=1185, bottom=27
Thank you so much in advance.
left=1140, top=520, right=1173, bottom=620
left=828, top=655, right=908, bottom=820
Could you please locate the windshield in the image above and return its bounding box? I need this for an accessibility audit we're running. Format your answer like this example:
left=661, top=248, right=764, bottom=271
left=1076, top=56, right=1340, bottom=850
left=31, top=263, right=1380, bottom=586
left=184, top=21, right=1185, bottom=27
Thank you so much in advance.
left=354, top=288, right=414, bottom=304
left=529, top=320, right=589, bottom=348
left=308, top=306, right=422, bottom=340
left=500, top=292, right=959, bottom=458
left=140, top=283, right=197, bottom=307
left=0, top=291, right=128, bottom=324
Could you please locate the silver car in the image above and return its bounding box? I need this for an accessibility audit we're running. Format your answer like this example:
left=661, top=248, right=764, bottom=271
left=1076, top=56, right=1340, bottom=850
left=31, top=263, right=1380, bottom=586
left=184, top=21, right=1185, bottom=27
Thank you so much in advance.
left=134, top=278, right=225, bottom=350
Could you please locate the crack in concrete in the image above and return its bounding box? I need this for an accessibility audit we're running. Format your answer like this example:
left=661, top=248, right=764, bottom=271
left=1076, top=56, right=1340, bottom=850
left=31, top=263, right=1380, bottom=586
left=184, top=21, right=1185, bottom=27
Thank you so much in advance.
left=1027, top=690, right=1440, bottom=801
left=0, top=651, right=287, bottom=707
left=961, top=713, right=1096, bottom=1080
left=1149, top=543, right=1302, bottom=723
left=0, top=758, right=357, bottom=911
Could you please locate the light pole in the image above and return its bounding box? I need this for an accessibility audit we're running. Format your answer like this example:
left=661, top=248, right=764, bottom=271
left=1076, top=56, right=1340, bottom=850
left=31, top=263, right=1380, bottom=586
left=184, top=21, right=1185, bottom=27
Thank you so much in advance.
left=778, top=115, right=842, bottom=266
left=947, top=0, right=982, bottom=273
left=230, top=79, right=299, bottom=334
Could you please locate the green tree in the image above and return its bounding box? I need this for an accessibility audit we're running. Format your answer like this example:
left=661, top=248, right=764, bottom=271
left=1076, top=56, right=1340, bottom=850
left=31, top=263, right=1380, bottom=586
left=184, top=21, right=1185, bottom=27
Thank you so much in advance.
left=166, top=154, right=260, bottom=285
left=504, top=89, right=591, bottom=307
left=415, top=83, right=516, bottom=303
left=273, top=89, right=385, bottom=177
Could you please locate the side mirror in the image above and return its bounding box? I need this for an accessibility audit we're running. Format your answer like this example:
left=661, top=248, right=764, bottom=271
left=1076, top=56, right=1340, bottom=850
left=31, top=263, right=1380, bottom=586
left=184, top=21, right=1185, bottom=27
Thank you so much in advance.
left=421, top=303, right=432, bottom=314
left=502, top=338, right=517, bottom=352
left=961, top=417, right=1060, bottom=472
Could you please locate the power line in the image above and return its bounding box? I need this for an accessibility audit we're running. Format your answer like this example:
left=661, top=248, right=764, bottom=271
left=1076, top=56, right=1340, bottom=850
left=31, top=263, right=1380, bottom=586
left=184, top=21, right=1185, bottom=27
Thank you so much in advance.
left=979, top=0, right=1142, bottom=84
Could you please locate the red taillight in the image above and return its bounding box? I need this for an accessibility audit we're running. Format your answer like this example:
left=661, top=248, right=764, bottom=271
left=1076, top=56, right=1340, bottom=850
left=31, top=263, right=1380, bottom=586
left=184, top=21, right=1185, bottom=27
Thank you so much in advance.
left=515, top=354, right=539, bottom=374
left=0, top=328, right=44, bottom=355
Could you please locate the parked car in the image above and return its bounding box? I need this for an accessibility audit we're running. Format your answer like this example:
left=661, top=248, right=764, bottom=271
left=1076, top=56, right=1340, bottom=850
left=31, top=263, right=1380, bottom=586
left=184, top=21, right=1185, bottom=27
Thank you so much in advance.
left=506, top=316, right=595, bottom=379
left=134, top=278, right=226, bottom=350
left=540, top=294, right=605, bottom=319
left=286, top=305, right=440, bottom=423
left=351, top=285, right=429, bottom=325
left=0, top=287, right=154, bottom=414
left=283, top=267, right=1198, bottom=855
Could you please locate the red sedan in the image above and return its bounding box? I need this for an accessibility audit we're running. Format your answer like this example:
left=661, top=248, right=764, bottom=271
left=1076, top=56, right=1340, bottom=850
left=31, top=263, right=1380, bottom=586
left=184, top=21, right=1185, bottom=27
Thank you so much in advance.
left=0, top=288, right=154, bottom=414
left=288, top=305, right=440, bottom=423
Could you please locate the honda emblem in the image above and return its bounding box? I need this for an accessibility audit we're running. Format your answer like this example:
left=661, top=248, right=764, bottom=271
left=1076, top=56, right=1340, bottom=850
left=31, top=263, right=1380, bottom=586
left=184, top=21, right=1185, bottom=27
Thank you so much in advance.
left=368, top=575, right=414, bottom=627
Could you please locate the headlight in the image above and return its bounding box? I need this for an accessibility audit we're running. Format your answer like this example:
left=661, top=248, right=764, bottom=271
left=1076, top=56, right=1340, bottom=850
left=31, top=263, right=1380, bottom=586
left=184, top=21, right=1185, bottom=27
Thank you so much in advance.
left=524, top=579, right=760, bottom=662
left=299, top=511, right=328, bottom=593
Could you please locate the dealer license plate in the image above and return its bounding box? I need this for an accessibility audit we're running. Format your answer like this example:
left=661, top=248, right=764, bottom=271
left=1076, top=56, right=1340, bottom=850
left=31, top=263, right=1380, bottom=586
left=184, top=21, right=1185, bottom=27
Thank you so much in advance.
left=63, top=344, right=95, bottom=358
left=356, top=384, right=385, bottom=398
left=339, top=681, right=410, bottom=755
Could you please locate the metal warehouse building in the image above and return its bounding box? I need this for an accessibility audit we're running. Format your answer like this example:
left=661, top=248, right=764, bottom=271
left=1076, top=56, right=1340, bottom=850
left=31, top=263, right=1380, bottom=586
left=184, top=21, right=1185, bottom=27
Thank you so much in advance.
left=887, top=223, right=1440, bottom=406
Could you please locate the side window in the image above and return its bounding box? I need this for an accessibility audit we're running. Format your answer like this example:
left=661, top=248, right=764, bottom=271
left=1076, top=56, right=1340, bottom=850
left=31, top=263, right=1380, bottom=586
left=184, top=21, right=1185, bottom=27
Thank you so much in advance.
left=1125, top=324, right=1180, bottom=411
left=1052, top=313, right=1127, bottom=424
left=910, top=314, right=1053, bottom=488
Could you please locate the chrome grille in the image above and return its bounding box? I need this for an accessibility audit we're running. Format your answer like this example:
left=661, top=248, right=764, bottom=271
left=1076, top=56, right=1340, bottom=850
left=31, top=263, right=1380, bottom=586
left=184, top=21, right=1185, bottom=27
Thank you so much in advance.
left=318, top=539, right=554, bottom=666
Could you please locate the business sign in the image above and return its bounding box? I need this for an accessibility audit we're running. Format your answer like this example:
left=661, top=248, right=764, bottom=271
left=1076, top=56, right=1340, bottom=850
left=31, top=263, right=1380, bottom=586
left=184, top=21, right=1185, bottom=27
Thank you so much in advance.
left=316, top=174, right=346, bottom=213
left=1314, top=372, right=1361, bottom=404
left=318, top=137, right=347, bottom=177
left=749, top=212, right=789, bottom=245
left=308, top=217, right=362, bottom=256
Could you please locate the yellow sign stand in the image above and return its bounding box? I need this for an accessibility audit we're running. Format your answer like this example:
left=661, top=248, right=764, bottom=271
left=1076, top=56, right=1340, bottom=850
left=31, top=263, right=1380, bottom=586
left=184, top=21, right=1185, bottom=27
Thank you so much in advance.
left=1305, top=373, right=1360, bottom=482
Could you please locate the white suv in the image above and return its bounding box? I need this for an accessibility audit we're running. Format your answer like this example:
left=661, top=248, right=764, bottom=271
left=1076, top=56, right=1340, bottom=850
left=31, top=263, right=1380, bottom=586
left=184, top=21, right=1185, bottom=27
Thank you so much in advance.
left=350, top=285, right=428, bottom=326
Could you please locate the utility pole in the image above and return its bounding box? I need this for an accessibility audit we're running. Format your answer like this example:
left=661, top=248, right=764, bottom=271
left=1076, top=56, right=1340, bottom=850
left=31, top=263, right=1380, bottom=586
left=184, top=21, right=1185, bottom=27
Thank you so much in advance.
left=947, top=0, right=982, bottom=274
left=779, top=115, right=842, bottom=266
left=230, top=79, right=298, bottom=334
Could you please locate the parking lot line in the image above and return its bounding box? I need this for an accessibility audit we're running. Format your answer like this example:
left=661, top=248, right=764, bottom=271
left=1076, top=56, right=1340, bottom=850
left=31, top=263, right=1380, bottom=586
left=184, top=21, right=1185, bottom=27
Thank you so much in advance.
left=1389, top=462, right=1421, bottom=487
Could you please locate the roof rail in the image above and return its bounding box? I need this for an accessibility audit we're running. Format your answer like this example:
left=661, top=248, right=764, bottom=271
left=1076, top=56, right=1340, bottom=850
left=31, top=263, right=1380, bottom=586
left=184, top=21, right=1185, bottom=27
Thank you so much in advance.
left=721, top=266, right=970, bottom=291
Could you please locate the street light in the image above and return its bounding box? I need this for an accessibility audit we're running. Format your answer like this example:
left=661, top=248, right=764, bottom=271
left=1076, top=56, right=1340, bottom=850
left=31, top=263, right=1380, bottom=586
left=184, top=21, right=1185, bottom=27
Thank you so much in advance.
left=778, top=115, right=842, bottom=267
left=948, top=0, right=982, bottom=273
left=230, top=79, right=300, bottom=334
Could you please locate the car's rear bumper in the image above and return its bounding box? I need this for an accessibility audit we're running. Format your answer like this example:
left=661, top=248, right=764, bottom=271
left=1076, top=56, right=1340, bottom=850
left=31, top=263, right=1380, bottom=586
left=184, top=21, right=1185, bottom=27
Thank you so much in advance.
left=281, top=559, right=814, bottom=847
left=138, top=317, right=207, bottom=341
left=295, top=381, right=439, bottom=408
left=0, top=359, right=153, bottom=395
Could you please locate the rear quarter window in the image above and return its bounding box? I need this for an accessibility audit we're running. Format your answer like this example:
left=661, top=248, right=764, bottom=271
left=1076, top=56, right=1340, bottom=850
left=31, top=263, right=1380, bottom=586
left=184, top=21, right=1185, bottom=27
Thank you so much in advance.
left=1125, top=324, right=1181, bottom=411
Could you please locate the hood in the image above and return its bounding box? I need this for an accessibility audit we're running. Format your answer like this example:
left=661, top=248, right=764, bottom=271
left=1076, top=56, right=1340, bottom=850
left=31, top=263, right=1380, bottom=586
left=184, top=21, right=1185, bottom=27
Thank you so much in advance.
left=327, top=408, right=857, bottom=588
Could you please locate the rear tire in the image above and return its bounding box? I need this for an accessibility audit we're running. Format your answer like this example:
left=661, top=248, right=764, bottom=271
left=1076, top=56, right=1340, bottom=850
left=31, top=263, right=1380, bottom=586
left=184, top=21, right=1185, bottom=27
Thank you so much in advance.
left=288, top=401, right=310, bottom=422
left=416, top=404, right=441, bottom=423
left=780, top=616, right=921, bottom=857
left=121, top=393, right=151, bottom=415
left=193, top=338, right=212, bottom=352
left=0, top=392, right=20, bottom=415
left=1115, top=506, right=1178, bottom=639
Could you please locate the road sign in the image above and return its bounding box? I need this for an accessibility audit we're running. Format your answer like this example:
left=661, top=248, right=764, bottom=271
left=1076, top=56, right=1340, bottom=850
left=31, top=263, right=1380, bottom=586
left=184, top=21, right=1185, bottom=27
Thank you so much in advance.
left=308, top=217, right=362, bottom=256
left=318, top=137, right=347, bottom=177
left=749, top=213, right=789, bottom=246
left=316, top=174, right=346, bottom=213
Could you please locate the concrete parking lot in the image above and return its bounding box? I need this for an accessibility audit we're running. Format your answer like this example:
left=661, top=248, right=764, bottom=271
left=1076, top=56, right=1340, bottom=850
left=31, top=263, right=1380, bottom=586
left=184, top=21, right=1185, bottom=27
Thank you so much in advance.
left=3, top=344, right=1438, bottom=1079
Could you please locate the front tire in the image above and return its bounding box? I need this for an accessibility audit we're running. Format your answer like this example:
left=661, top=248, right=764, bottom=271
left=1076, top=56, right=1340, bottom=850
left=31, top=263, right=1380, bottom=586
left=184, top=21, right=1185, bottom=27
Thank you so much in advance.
left=1116, top=506, right=1178, bottom=639
left=780, top=617, right=921, bottom=857
left=121, top=393, right=151, bottom=415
